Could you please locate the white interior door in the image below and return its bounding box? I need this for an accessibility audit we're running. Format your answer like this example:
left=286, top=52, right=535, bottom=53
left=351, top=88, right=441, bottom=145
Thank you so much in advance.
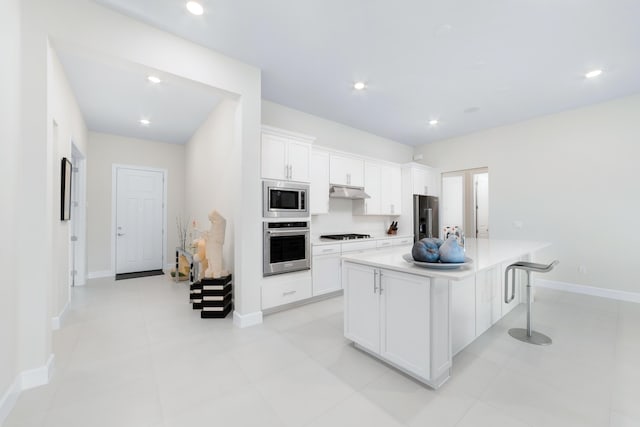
left=116, top=167, right=164, bottom=274
left=473, top=172, right=489, bottom=238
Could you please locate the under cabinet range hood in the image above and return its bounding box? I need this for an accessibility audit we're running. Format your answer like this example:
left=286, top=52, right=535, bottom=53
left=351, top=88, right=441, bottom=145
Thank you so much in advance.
left=329, top=185, right=371, bottom=200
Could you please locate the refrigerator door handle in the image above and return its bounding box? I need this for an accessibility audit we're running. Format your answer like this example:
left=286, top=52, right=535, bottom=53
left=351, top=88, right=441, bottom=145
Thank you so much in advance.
left=427, top=208, right=433, bottom=238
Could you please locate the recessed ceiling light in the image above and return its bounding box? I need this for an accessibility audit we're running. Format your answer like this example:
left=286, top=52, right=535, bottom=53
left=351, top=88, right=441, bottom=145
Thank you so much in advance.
left=147, top=75, right=162, bottom=84
left=353, top=81, right=366, bottom=91
left=429, top=119, right=439, bottom=126
left=186, top=1, right=204, bottom=16
left=585, top=69, right=602, bottom=79
left=139, top=119, right=151, bottom=126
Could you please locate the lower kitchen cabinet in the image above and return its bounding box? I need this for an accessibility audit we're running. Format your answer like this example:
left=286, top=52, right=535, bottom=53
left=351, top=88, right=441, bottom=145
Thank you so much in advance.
left=261, top=270, right=312, bottom=310
left=343, top=263, right=379, bottom=353
left=451, top=275, right=476, bottom=355
left=475, top=266, right=501, bottom=336
left=343, top=262, right=450, bottom=387
left=312, top=253, right=341, bottom=296
left=380, top=269, right=430, bottom=378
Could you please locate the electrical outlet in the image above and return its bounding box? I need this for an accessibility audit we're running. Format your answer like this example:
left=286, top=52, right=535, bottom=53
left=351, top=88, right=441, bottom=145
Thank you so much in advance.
left=512, top=220, right=523, bottom=229
left=578, top=265, right=587, bottom=274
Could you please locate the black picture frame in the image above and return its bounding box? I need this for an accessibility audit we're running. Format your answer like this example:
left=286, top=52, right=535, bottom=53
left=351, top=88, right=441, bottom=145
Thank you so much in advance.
left=61, top=157, right=72, bottom=221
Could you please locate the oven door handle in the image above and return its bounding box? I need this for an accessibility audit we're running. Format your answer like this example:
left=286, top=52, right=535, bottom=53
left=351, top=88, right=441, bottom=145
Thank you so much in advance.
left=266, top=229, right=309, bottom=235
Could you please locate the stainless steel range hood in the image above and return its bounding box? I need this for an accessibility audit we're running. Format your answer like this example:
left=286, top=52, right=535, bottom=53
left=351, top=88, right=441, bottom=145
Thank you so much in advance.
left=329, top=185, right=371, bottom=199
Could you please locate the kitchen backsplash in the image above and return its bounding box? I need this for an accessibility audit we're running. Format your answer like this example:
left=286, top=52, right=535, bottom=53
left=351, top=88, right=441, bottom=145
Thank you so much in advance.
left=311, top=198, right=400, bottom=236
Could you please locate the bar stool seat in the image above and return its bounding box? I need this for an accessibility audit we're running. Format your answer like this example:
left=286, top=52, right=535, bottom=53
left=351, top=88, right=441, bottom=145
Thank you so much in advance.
left=504, top=260, right=559, bottom=345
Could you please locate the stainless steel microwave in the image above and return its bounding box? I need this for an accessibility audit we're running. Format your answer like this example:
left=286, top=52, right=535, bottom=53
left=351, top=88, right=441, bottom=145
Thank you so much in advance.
left=263, top=180, right=309, bottom=218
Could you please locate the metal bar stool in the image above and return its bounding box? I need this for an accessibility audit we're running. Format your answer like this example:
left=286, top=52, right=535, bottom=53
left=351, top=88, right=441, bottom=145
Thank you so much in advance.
left=504, top=260, right=559, bottom=345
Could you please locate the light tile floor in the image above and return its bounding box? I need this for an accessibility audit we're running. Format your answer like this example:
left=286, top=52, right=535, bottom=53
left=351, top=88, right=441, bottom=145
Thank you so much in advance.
left=4, top=275, right=640, bottom=427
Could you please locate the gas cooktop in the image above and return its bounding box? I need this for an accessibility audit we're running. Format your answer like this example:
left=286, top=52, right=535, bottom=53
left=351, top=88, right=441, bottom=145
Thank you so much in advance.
left=320, top=233, right=372, bottom=240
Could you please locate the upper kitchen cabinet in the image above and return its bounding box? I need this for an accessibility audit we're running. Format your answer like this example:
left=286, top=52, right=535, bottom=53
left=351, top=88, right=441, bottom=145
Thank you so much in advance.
left=354, top=161, right=401, bottom=216
left=403, top=162, right=439, bottom=197
left=380, top=164, right=402, bottom=215
left=261, top=126, right=314, bottom=183
left=310, top=149, right=330, bottom=215
left=330, top=153, right=364, bottom=187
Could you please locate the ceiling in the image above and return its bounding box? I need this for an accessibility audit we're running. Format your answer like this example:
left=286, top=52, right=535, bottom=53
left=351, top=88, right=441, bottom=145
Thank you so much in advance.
left=57, top=49, right=223, bottom=144
left=91, top=0, right=640, bottom=146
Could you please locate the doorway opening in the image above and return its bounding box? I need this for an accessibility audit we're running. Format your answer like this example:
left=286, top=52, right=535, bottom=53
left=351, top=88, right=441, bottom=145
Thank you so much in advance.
left=441, top=167, right=489, bottom=239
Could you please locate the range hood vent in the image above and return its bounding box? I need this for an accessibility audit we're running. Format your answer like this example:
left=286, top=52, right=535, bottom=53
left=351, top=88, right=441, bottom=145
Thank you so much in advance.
left=329, top=185, right=371, bottom=200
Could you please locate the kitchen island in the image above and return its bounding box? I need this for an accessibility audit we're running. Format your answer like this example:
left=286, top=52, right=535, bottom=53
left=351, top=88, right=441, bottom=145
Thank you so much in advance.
left=341, top=238, right=550, bottom=389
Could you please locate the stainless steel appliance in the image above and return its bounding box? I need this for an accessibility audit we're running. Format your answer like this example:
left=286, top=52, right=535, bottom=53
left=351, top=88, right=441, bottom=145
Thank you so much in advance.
left=263, top=180, right=309, bottom=218
left=263, top=221, right=310, bottom=276
left=320, top=233, right=371, bottom=240
left=413, top=195, right=439, bottom=242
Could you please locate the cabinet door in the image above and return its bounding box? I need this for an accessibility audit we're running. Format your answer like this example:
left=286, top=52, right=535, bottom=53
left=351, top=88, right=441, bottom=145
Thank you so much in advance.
left=261, top=133, right=287, bottom=180
left=452, top=276, right=476, bottom=355
left=330, top=154, right=364, bottom=187
left=475, top=267, right=500, bottom=336
left=380, top=269, right=430, bottom=378
left=363, top=161, right=381, bottom=215
left=343, top=262, right=380, bottom=354
left=412, top=168, right=429, bottom=196
left=310, top=150, right=330, bottom=214
left=288, top=141, right=311, bottom=183
left=380, top=165, right=402, bottom=215
left=312, top=254, right=341, bottom=296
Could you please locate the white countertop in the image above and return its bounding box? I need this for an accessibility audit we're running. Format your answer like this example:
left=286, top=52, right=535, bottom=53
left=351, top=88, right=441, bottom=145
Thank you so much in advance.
left=312, top=233, right=413, bottom=246
left=341, top=238, right=551, bottom=280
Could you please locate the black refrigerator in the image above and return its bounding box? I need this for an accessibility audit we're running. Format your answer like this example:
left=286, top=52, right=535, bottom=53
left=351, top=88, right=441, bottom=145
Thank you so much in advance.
left=413, top=195, right=439, bottom=242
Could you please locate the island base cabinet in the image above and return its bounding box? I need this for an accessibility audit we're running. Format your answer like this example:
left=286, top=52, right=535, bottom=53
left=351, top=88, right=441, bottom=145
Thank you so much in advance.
left=380, top=269, right=430, bottom=378
left=343, top=263, right=380, bottom=354
left=343, top=262, right=452, bottom=388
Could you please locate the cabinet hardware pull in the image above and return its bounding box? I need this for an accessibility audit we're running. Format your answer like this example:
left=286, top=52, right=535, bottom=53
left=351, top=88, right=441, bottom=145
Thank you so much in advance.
left=373, top=270, right=378, bottom=293
left=379, top=271, right=383, bottom=293
left=322, top=248, right=333, bottom=253
left=283, top=290, right=296, bottom=296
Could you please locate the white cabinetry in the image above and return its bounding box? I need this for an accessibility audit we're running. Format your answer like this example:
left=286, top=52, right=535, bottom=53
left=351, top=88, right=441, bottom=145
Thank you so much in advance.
left=343, top=262, right=451, bottom=387
left=261, top=270, right=312, bottom=310
left=343, top=263, right=380, bottom=353
left=451, top=276, right=476, bottom=355
left=330, top=154, right=364, bottom=187
left=404, top=162, right=439, bottom=197
left=354, top=162, right=401, bottom=216
left=380, top=164, right=402, bottom=215
left=380, top=269, right=431, bottom=378
left=261, top=126, right=313, bottom=183
left=310, top=150, right=330, bottom=215
left=475, top=266, right=501, bottom=336
left=311, top=244, right=341, bottom=296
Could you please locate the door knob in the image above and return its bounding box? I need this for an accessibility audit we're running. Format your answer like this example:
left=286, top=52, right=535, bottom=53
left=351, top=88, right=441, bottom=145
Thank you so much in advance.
left=117, top=233, right=125, bottom=236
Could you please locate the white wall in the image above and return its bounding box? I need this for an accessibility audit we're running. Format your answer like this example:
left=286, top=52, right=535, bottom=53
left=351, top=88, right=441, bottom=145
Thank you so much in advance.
left=414, top=94, right=640, bottom=294
left=87, top=132, right=185, bottom=274
left=185, top=99, right=239, bottom=276
left=47, top=46, right=88, bottom=322
left=0, top=0, right=21, bottom=417
left=262, top=100, right=413, bottom=163
left=262, top=100, right=413, bottom=236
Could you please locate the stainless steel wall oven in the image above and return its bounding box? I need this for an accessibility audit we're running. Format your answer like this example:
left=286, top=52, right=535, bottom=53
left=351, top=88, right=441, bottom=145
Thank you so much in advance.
left=263, top=221, right=310, bottom=276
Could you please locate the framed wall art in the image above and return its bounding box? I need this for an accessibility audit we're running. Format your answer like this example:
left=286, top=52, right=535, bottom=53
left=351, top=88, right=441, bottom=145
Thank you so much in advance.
left=61, top=157, right=72, bottom=221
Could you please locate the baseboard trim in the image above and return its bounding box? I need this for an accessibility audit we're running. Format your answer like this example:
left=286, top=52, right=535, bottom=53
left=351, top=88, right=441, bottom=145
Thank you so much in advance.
left=0, top=377, right=21, bottom=425
left=87, top=270, right=112, bottom=279
left=233, top=310, right=263, bottom=328
left=0, top=354, right=55, bottom=424
left=535, top=279, right=640, bottom=303
left=51, top=300, right=69, bottom=330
